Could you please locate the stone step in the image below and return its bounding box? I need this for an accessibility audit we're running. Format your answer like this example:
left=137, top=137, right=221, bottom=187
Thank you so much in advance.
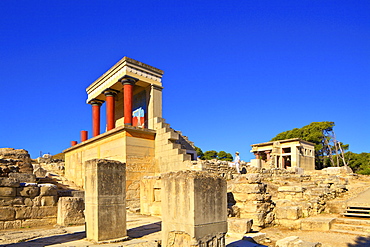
left=341, top=213, right=370, bottom=218
left=330, top=229, right=370, bottom=236
left=331, top=223, right=370, bottom=232
left=335, top=217, right=370, bottom=225
left=346, top=208, right=370, bottom=213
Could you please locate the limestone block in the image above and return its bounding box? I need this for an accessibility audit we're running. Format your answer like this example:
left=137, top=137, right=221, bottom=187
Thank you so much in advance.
left=34, top=167, right=48, bottom=178
left=231, top=183, right=266, bottom=194
left=0, top=177, right=20, bottom=187
left=3, top=220, right=22, bottom=230
left=57, top=197, right=85, bottom=226
left=233, top=192, right=264, bottom=202
left=275, top=206, right=302, bottom=220
left=17, top=186, right=39, bottom=198
left=0, top=197, right=24, bottom=206
left=154, top=189, right=161, bottom=202
left=0, top=206, right=16, bottom=220
left=238, top=201, right=271, bottom=214
left=22, top=217, right=57, bottom=228
left=276, top=219, right=302, bottom=229
left=0, top=221, right=3, bottom=230
left=278, top=186, right=303, bottom=192
left=0, top=187, right=16, bottom=197
left=300, top=218, right=335, bottom=231
left=41, top=196, right=58, bottom=206
left=39, top=184, right=58, bottom=196
left=228, top=218, right=253, bottom=234
left=8, top=173, right=36, bottom=183
left=15, top=206, right=57, bottom=219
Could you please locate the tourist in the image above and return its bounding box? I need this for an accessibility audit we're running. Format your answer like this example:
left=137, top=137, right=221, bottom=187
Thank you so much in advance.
left=230, top=151, right=241, bottom=173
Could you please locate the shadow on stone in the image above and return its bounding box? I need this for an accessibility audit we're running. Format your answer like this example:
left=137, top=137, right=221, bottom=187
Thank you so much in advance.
left=226, top=239, right=268, bottom=247
left=0, top=231, right=86, bottom=247
left=347, top=235, right=370, bottom=247
left=127, top=221, right=161, bottom=238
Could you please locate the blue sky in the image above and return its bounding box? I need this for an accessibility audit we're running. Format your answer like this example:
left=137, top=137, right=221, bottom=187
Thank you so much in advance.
left=1, top=1, right=369, bottom=160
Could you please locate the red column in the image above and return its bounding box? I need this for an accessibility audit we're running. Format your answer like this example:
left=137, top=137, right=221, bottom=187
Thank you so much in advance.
left=104, top=89, right=117, bottom=131
left=71, top=141, right=78, bottom=146
left=90, top=100, right=103, bottom=137
left=81, top=130, right=88, bottom=142
left=120, top=76, right=138, bottom=126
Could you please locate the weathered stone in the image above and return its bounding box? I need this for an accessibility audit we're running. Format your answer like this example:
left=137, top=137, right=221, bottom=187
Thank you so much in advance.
left=0, top=177, right=20, bottom=187
left=276, top=236, right=322, bottom=247
left=34, top=167, right=48, bottom=178
left=3, top=220, right=22, bottom=229
left=275, top=206, right=302, bottom=220
left=228, top=218, right=253, bottom=234
left=0, top=206, right=16, bottom=220
left=39, top=184, right=58, bottom=196
left=41, top=196, right=58, bottom=206
left=278, top=186, right=303, bottom=192
left=0, top=196, right=24, bottom=206
left=231, top=183, right=266, bottom=194
left=9, top=173, right=36, bottom=183
left=85, top=159, right=126, bottom=242
left=0, top=187, right=16, bottom=197
left=22, top=217, right=57, bottom=228
left=161, top=171, right=227, bottom=247
left=14, top=206, right=57, bottom=219
left=17, top=186, right=39, bottom=198
left=57, top=197, right=85, bottom=226
left=300, top=217, right=335, bottom=231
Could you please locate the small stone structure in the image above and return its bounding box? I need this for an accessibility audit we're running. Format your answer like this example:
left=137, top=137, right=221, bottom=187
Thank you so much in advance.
left=161, top=171, right=227, bottom=247
left=0, top=148, right=33, bottom=176
left=84, top=159, right=127, bottom=242
left=57, top=197, right=84, bottom=226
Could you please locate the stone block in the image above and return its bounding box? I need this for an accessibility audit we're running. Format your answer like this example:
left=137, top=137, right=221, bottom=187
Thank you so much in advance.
left=22, top=217, right=57, bottom=228
left=161, top=171, right=227, bottom=247
left=276, top=206, right=302, bottom=220
left=228, top=218, right=253, bottom=234
left=34, top=167, right=48, bottom=178
left=3, top=220, right=22, bottom=230
left=85, top=159, right=126, bottom=242
left=276, top=236, right=322, bottom=247
left=0, top=206, right=16, bottom=220
left=0, top=177, right=20, bottom=187
left=154, top=189, right=161, bottom=202
left=278, top=186, right=303, bottom=192
left=41, top=196, right=58, bottom=206
left=276, top=219, right=302, bottom=229
left=0, top=196, right=24, bottom=206
left=231, top=183, right=266, bottom=194
left=0, top=187, right=16, bottom=197
left=17, top=186, right=40, bottom=198
left=300, top=218, right=335, bottom=231
left=8, top=173, right=36, bottom=183
left=39, top=184, right=58, bottom=196
left=15, top=206, right=57, bottom=219
left=232, top=192, right=264, bottom=202
left=57, top=197, right=85, bottom=226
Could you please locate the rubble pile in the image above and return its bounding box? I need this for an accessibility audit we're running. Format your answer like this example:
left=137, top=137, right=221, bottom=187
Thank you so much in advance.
left=0, top=148, right=33, bottom=176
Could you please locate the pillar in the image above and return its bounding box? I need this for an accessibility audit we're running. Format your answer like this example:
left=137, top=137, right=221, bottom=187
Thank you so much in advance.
left=104, top=89, right=118, bottom=131
left=119, top=76, right=138, bottom=126
left=147, top=84, right=163, bottom=129
left=85, top=159, right=127, bottom=242
left=255, top=152, right=260, bottom=159
left=71, top=141, right=77, bottom=146
left=265, top=151, right=271, bottom=160
left=81, top=130, right=88, bottom=142
left=161, top=171, right=227, bottom=246
left=89, top=100, right=103, bottom=137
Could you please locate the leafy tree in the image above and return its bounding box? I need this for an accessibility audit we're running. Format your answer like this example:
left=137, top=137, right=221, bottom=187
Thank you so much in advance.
left=194, top=146, right=204, bottom=160
left=271, top=121, right=348, bottom=169
left=203, top=150, right=218, bottom=160
left=217, top=151, right=233, bottom=161
left=343, top=152, right=370, bottom=175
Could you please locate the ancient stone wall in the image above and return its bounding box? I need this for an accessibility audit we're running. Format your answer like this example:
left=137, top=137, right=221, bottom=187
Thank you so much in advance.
left=0, top=148, right=33, bottom=176
left=0, top=176, right=58, bottom=230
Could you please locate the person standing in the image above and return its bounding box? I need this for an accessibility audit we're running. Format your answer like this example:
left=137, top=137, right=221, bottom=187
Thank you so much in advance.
left=232, top=151, right=241, bottom=173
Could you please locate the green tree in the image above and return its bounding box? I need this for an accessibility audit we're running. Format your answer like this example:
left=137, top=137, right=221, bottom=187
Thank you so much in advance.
left=217, top=151, right=233, bottom=161
left=271, top=121, right=348, bottom=169
left=344, top=152, right=370, bottom=174
left=194, top=146, right=204, bottom=160
left=203, top=150, right=218, bottom=160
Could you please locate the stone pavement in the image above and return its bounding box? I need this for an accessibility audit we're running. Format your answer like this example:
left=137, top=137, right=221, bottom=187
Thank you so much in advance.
left=347, top=187, right=370, bottom=207
left=0, top=212, right=262, bottom=247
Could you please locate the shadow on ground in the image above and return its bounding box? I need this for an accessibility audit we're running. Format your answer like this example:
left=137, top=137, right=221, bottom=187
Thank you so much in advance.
left=227, top=239, right=268, bottom=247
left=347, top=235, right=370, bottom=247
left=127, top=221, right=161, bottom=238
left=0, top=231, right=85, bottom=247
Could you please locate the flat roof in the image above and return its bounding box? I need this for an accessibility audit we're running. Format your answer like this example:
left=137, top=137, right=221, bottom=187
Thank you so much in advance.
left=251, top=138, right=315, bottom=147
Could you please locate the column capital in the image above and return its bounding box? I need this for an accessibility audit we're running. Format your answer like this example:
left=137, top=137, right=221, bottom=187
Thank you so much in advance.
left=103, top=88, right=119, bottom=97
left=88, top=99, right=104, bottom=106
left=119, top=75, right=138, bottom=85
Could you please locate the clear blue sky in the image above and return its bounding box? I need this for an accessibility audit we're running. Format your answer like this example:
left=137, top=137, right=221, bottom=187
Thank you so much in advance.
left=1, top=1, right=369, bottom=160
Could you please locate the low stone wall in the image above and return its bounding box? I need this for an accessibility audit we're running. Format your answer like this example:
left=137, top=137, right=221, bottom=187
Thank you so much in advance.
left=0, top=176, right=58, bottom=230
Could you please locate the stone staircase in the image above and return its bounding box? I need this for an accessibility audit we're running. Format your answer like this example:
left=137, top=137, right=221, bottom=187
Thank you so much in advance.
left=342, top=206, right=370, bottom=218
left=330, top=217, right=370, bottom=236
left=154, top=117, right=198, bottom=172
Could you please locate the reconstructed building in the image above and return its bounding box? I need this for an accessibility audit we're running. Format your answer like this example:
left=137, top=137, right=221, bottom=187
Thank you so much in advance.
left=63, top=57, right=198, bottom=208
left=250, top=138, right=315, bottom=171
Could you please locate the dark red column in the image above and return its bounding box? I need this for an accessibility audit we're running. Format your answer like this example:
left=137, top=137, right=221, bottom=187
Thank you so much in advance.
left=71, top=141, right=78, bottom=146
left=120, top=76, right=138, bottom=126
left=104, top=89, right=118, bottom=131
left=90, top=100, right=103, bottom=137
left=81, top=130, right=88, bottom=142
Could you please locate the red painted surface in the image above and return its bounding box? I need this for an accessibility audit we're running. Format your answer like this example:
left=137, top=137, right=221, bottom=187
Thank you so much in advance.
left=71, top=141, right=78, bottom=146
left=81, top=130, right=88, bottom=142
left=92, top=103, right=101, bottom=137
left=106, top=94, right=115, bottom=130
left=123, top=83, right=133, bottom=125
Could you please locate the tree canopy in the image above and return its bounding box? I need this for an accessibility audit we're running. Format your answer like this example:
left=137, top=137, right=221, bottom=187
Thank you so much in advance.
left=271, top=121, right=348, bottom=169
left=195, top=147, right=233, bottom=161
